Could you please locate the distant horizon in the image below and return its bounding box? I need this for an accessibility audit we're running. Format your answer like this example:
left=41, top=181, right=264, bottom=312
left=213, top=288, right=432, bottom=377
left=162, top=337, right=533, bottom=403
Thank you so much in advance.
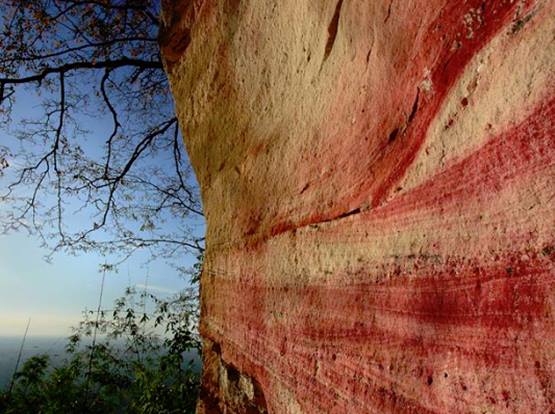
left=0, top=232, right=195, bottom=338
left=0, top=312, right=80, bottom=338
left=0, top=335, right=71, bottom=341
left=0, top=336, right=69, bottom=389
left=0, top=335, right=202, bottom=391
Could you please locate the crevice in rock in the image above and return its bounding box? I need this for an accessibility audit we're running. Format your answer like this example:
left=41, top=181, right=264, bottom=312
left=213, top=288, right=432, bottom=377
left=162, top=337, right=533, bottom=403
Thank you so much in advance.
left=198, top=339, right=269, bottom=413
left=388, top=89, right=419, bottom=144
left=336, top=207, right=361, bottom=219
left=407, top=89, right=420, bottom=124
left=316, top=207, right=362, bottom=227
left=221, top=360, right=268, bottom=413
left=267, top=204, right=368, bottom=241
left=388, top=127, right=400, bottom=143
left=323, top=0, right=344, bottom=63
left=384, top=0, right=394, bottom=23
left=366, top=44, right=373, bottom=63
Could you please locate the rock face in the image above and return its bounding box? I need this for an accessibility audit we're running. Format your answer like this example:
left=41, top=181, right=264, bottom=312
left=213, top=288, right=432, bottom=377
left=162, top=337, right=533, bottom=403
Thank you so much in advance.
left=161, top=0, right=555, bottom=412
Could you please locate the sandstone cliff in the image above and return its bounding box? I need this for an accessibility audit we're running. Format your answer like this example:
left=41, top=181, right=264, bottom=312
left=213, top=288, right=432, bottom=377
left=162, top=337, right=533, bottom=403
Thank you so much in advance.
left=161, top=0, right=555, bottom=412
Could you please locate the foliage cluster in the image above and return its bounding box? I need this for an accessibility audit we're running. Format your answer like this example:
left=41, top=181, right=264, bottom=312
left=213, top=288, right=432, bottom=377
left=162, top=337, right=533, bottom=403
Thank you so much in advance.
left=0, top=287, right=201, bottom=414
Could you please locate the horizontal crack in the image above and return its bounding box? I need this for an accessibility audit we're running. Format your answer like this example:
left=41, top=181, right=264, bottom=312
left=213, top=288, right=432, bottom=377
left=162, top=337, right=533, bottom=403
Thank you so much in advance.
left=306, top=206, right=363, bottom=229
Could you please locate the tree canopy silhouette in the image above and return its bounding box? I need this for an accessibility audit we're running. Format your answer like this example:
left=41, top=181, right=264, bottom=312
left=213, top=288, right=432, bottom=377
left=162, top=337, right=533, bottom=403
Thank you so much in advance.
left=0, top=0, right=203, bottom=272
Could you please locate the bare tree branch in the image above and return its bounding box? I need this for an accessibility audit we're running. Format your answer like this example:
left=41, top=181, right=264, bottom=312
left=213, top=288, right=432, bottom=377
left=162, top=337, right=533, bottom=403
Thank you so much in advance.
left=0, top=58, right=162, bottom=95
left=0, top=0, right=204, bottom=274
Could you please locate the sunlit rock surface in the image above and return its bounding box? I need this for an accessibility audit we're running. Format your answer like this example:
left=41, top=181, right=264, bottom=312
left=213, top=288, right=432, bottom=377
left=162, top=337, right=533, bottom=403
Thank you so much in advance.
left=161, top=0, right=555, bottom=412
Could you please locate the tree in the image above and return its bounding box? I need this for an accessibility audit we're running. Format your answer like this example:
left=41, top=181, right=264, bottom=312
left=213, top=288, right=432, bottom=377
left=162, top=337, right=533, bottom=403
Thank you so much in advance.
left=0, top=0, right=204, bottom=272
left=0, top=286, right=201, bottom=413
left=0, top=3, right=204, bottom=409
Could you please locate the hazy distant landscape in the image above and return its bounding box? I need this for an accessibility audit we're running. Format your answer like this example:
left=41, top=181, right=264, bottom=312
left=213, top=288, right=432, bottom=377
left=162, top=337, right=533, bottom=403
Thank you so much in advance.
left=0, top=335, right=202, bottom=391
left=0, top=336, right=69, bottom=389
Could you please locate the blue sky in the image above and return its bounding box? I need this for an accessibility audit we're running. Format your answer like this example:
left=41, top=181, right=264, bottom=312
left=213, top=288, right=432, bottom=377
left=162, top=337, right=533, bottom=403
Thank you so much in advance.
left=0, top=84, right=203, bottom=338
left=0, top=231, right=195, bottom=337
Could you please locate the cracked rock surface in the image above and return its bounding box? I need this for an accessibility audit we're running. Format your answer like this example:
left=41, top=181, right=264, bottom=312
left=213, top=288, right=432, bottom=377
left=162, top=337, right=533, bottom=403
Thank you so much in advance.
left=161, top=0, right=555, bottom=412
